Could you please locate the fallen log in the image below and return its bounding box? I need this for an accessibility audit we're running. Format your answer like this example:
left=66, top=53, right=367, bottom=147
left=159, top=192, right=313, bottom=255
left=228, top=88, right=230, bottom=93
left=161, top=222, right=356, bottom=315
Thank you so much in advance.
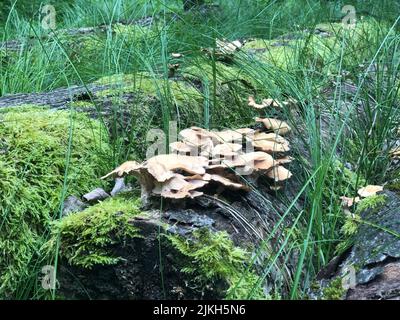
left=315, top=190, right=400, bottom=300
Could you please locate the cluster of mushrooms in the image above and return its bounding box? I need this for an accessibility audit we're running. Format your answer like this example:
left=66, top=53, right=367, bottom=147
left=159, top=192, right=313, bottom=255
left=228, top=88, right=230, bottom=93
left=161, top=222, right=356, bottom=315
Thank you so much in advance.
left=103, top=97, right=294, bottom=203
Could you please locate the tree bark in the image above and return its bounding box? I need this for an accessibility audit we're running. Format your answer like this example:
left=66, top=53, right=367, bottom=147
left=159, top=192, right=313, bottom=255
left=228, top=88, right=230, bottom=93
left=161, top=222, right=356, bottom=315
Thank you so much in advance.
left=316, top=191, right=400, bottom=300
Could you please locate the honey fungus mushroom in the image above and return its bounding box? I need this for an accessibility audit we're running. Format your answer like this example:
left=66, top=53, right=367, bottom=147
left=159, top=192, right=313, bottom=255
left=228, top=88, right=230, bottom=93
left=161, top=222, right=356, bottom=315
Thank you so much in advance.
left=170, top=141, right=193, bottom=155
left=248, top=96, right=281, bottom=109
left=255, top=117, right=291, bottom=135
left=267, top=165, right=293, bottom=182
left=357, top=185, right=384, bottom=198
left=179, top=128, right=214, bottom=157
left=103, top=114, right=295, bottom=205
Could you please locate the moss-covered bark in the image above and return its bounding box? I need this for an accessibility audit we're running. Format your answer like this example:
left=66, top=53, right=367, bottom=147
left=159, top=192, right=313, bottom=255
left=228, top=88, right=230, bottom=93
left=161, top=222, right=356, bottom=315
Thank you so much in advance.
left=0, top=106, right=110, bottom=298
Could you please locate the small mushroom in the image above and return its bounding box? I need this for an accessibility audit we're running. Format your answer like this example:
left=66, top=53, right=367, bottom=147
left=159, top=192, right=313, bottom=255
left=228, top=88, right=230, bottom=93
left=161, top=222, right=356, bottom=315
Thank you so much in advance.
left=248, top=96, right=281, bottom=109
left=146, top=154, right=209, bottom=182
left=179, top=128, right=213, bottom=151
left=357, top=185, right=384, bottom=198
left=208, top=174, right=248, bottom=190
left=101, top=161, right=142, bottom=179
left=340, top=196, right=360, bottom=208
left=270, top=185, right=282, bottom=191
left=170, top=141, right=193, bottom=155
left=216, top=39, right=243, bottom=54
left=267, top=166, right=293, bottom=182
left=212, top=143, right=242, bottom=158
left=262, top=98, right=281, bottom=108
left=153, top=173, right=208, bottom=199
left=252, top=132, right=289, bottom=145
left=252, top=139, right=290, bottom=153
left=235, top=128, right=255, bottom=136
left=248, top=96, right=266, bottom=109
left=389, top=147, right=400, bottom=159
left=225, top=151, right=275, bottom=172
left=274, top=156, right=294, bottom=165
left=211, top=130, right=243, bottom=144
left=171, top=53, right=184, bottom=58
left=255, top=117, right=291, bottom=135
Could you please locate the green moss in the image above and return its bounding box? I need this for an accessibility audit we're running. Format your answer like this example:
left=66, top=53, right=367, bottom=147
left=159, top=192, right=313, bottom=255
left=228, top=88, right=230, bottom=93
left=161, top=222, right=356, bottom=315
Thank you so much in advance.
left=243, top=38, right=297, bottom=69
left=50, top=197, right=142, bottom=268
left=355, top=194, right=387, bottom=215
left=322, top=277, right=346, bottom=300
left=242, top=19, right=381, bottom=73
left=95, top=72, right=203, bottom=105
left=167, top=228, right=264, bottom=299
left=69, top=100, right=95, bottom=109
left=386, top=179, right=400, bottom=193
left=94, top=72, right=205, bottom=133
left=338, top=194, right=387, bottom=251
left=0, top=107, right=110, bottom=297
left=341, top=215, right=361, bottom=237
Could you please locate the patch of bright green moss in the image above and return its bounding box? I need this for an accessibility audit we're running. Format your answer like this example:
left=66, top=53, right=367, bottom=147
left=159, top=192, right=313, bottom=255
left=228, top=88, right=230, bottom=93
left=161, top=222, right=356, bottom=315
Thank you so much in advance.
left=50, top=197, right=142, bottom=268
left=355, top=194, right=387, bottom=215
left=340, top=194, right=387, bottom=241
left=341, top=215, right=361, bottom=237
left=69, top=100, right=95, bottom=109
left=167, top=228, right=264, bottom=299
left=0, top=106, right=110, bottom=297
left=322, top=277, right=346, bottom=300
left=243, top=19, right=381, bottom=73
left=243, top=38, right=298, bottom=69
left=95, top=72, right=203, bottom=105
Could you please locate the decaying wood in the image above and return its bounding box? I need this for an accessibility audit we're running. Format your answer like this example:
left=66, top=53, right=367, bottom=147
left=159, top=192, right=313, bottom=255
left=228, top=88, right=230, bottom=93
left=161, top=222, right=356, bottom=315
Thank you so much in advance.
left=317, top=191, right=400, bottom=300
left=0, top=83, right=110, bottom=109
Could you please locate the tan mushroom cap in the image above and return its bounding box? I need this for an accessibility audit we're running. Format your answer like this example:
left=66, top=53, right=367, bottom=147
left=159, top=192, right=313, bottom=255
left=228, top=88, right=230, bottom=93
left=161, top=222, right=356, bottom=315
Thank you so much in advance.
left=101, top=161, right=142, bottom=179
left=262, top=98, right=281, bottom=108
left=252, top=132, right=289, bottom=145
left=199, top=138, right=214, bottom=158
left=212, top=143, right=243, bottom=157
left=267, top=166, right=293, bottom=182
left=190, top=126, right=213, bottom=137
left=208, top=174, right=248, bottom=190
left=357, top=185, right=384, bottom=198
left=152, top=173, right=208, bottom=199
left=170, top=141, right=193, bottom=154
left=248, top=96, right=266, bottom=109
left=248, top=96, right=281, bottom=109
left=216, top=39, right=243, bottom=54
left=255, top=117, right=291, bottom=135
left=179, top=128, right=211, bottom=147
left=211, top=130, right=243, bottom=144
left=225, top=151, right=274, bottom=171
left=146, top=154, right=208, bottom=182
left=340, top=196, right=361, bottom=208
left=274, top=156, right=294, bottom=165
left=235, top=128, right=255, bottom=135
left=252, top=139, right=290, bottom=153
